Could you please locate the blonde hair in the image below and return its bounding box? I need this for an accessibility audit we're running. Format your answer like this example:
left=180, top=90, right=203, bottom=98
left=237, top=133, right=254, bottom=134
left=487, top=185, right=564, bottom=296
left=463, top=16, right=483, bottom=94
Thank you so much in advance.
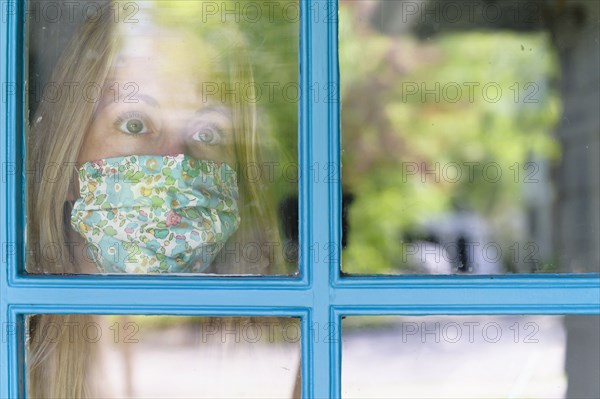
left=27, top=2, right=282, bottom=397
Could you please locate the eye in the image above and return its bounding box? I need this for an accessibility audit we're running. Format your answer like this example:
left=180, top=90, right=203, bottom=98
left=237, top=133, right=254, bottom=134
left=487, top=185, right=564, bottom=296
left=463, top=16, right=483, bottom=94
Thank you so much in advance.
left=115, top=111, right=150, bottom=135
left=192, top=124, right=223, bottom=145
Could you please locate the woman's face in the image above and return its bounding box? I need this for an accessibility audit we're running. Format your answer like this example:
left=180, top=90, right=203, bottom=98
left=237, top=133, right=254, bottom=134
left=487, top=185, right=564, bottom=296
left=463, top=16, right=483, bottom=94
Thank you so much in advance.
left=77, top=31, right=235, bottom=166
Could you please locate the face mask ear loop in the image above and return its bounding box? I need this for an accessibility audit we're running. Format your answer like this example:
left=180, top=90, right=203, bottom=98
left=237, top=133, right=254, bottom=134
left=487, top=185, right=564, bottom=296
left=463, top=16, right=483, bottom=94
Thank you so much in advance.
left=65, top=166, right=82, bottom=202
left=63, top=199, right=77, bottom=245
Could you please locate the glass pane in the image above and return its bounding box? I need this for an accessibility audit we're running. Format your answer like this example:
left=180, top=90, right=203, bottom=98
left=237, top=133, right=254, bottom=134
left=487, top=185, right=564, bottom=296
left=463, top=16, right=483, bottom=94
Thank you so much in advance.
left=340, top=0, right=600, bottom=274
left=25, top=0, right=299, bottom=275
left=342, top=315, right=600, bottom=398
left=26, top=315, right=301, bottom=397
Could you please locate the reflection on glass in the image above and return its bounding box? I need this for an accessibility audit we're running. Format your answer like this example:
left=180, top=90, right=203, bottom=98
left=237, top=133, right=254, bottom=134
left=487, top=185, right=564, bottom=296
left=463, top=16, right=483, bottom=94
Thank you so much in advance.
left=26, top=314, right=301, bottom=398
left=342, top=315, right=600, bottom=398
left=340, top=0, right=599, bottom=274
left=26, top=0, right=299, bottom=275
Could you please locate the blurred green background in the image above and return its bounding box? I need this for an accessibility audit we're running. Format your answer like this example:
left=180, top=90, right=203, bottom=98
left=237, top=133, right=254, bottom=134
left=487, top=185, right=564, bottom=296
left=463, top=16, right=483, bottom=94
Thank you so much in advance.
left=338, top=2, right=561, bottom=274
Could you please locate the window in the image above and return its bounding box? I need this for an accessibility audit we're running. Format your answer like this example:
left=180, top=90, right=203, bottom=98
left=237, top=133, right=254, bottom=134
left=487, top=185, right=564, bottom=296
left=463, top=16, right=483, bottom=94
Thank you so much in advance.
left=2, top=0, right=599, bottom=398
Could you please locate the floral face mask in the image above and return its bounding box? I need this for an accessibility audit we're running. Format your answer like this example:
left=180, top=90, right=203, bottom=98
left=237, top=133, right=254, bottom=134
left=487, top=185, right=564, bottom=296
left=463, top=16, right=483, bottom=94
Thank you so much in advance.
left=71, top=154, right=240, bottom=273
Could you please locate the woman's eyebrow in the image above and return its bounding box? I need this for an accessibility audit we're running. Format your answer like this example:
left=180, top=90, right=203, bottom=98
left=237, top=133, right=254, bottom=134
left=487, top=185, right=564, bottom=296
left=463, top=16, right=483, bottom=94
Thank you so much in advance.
left=141, top=94, right=160, bottom=108
left=122, top=93, right=161, bottom=108
left=96, top=91, right=161, bottom=113
left=195, top=105, right=232, bottom=119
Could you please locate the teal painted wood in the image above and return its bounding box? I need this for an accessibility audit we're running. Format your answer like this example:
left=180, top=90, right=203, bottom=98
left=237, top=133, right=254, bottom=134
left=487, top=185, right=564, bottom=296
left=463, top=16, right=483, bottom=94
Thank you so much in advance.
left=2, top=0, right=20, bottom=396
left=305, top=0, right=340, bottom=397
left=4, top=276, right=599, bottom=309
left=1, top=0, right=600, bottom=398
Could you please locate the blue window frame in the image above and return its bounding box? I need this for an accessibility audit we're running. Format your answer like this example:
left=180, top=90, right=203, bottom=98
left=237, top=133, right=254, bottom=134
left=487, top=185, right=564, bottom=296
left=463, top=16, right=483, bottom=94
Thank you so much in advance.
left=1, top=0, right=599, bottom=397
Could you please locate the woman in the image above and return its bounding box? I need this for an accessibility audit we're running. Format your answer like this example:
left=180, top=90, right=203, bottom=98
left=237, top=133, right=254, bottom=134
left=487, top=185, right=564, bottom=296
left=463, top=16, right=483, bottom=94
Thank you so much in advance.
left=26, top=2, right=285, bottom=396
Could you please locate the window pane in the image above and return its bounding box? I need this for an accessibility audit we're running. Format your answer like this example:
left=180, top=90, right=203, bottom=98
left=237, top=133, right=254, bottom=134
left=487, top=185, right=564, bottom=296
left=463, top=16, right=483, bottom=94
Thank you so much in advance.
left=340, top=0, right=599, bottom=274
left=26, top=0, right=299, bottom=275
left=342, top=315, right=600, bottom=398
left=26, top=315, right=301, bottom=397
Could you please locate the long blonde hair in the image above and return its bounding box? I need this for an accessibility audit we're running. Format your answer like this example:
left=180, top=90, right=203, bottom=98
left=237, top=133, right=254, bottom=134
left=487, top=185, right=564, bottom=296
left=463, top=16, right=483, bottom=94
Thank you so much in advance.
left=27, top=7, right=118, bottom=397
left=27, top=2, right=281, bottom=396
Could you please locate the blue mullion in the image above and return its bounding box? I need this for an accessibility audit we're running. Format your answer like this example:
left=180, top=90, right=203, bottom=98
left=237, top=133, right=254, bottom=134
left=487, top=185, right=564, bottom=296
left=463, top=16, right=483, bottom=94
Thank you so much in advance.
left=4, top=285, right=312, bottom=308
left=5, top=279, right=599, bottom=311
left=327, top=0, right=342, bottom=396
left=10, top=272, right=599, bottom=289
left=333, top=276, right=600, bottom=311
left=332, top=278, right=600, bottom=310
left=9, top=304, right=310, bottom=318
left=334, top=306, right=600, bottom=316
left=299, top=1, right=313, bottom=397
left=10, top=275, right=308, bottom=289
left=306, top=0, right=339, bottom=397
left=5, top=278, right=598, bottom=310
left=333, top=273, right=600, bottom=287
left=1, top=0, right=19, bottom=397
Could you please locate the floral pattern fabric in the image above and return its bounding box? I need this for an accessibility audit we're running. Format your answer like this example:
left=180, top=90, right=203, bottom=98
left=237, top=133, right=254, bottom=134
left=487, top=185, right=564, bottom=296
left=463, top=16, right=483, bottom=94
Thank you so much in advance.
left=71, top=154, right=240, bottom=273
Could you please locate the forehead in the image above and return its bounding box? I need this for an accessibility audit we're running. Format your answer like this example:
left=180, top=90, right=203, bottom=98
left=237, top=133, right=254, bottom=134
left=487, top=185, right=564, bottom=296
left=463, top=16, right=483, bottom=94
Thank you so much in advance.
left=108, top=24, right=228, bottom=107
